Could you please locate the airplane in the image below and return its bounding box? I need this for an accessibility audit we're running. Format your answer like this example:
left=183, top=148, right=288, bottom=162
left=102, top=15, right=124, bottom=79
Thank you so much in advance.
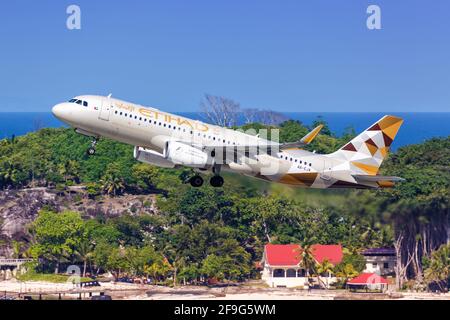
left=52, top=95, right=404, bottom=189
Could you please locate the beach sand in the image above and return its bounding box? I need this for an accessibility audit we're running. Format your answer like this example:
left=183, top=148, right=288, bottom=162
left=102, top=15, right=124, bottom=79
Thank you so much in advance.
left=1, top=280, right=449, bottom=300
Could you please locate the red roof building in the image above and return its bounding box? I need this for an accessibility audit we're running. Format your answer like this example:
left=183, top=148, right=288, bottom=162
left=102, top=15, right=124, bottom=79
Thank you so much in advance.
left=347, top=273, right=388, bottom=285
left=347, top=273, right=389, bottom=292
left=260, top=244, right=344, bottom=288
left=263, top=244, right=343, bottom=267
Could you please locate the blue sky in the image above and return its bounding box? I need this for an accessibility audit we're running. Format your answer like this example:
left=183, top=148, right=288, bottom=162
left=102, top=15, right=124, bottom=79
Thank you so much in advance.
left=0, top=0, right=449, bottom=112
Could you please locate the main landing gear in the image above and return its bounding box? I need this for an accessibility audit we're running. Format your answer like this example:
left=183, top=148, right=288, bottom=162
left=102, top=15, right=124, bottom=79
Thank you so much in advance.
left=188, top=175, right=224, bottom=188
left=86, top=138, right=98, bottom=156
left=189, top=175, right=204, bottom=188
left=210, top=175, right=224, bottom=188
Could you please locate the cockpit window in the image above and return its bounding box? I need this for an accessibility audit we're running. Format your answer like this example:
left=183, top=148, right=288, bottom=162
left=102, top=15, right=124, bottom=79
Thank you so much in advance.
left=68, top=98, right=88, bottom=106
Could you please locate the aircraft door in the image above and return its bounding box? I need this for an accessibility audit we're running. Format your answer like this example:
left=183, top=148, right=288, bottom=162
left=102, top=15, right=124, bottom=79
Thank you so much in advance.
left=99, top=98, right=111, bottom=121
left=321, top=159, right=333, bottom=181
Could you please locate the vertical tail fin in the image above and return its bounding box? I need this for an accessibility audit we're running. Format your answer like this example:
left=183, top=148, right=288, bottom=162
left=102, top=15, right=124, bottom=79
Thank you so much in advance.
left=330, top=115, right=403, bottom=175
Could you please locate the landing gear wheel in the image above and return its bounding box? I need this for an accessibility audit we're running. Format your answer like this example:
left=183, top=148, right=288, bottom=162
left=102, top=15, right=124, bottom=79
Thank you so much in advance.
left=87, top=147, right=96, bottom=156
left=86, top=138, right=98, bottom=156
left=189, top=175, right=204, bottom=188
left=210, top=175, right=224, bottom=188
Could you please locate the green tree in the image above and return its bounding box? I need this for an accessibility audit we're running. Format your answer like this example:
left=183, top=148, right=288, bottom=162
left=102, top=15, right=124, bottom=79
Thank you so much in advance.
left=73, top=238, right=95, bottom=278
left=335, top=263, right=359, bottom=286
left=424, top=244, right=450, bottom=292
left=201, top=254, right=228, bottom=281
left=132, top=163, right=159, bottom=191
left=297, top=244, right=316, bottom=279
left=101, top=162, right=126, bottom=196
left=316, top=259, right=335, bottom=289
left=29, top=210, right=85, bottom=274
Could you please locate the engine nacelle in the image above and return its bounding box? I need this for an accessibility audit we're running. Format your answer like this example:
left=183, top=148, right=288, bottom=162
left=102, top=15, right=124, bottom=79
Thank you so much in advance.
left=134, top=147, right=175, bottom=168
left=166, top=141, right=208, bottom=168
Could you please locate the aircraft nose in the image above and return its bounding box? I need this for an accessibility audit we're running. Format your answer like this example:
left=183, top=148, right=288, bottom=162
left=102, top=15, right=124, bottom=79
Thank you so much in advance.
left=52, top=103, right=70, bottom=121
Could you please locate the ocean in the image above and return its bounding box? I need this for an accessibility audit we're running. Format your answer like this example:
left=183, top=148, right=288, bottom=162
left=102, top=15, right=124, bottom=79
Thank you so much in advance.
left=0, top=112, right=448, bottom=150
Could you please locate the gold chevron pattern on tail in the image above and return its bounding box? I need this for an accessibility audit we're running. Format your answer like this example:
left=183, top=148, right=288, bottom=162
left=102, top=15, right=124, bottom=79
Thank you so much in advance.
left=334, top=115, right=403, bottom=176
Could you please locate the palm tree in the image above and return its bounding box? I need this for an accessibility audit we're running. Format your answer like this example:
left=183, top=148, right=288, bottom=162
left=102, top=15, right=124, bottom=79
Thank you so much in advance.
left=1, top=160, right=17, bottom=186
left=74, top=239, right=95, bottom=278
left=102, top=176, right=125, bottom=196
left=101, top=163, right=126, bottom=196
left=298, top=244, right=317, bottom=287
left=11, top=240, right=24, bottom=259
left=316, top=259, right=335, bottom=289
left=336, top=263, right=359, bottom=288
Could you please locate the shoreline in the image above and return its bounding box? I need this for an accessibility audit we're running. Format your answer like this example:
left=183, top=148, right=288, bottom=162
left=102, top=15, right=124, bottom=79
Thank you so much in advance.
left=1, top=280, right=449, bottom=300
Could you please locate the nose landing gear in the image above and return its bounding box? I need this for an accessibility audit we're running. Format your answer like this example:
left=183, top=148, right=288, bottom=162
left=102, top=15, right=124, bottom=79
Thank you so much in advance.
left=86, top=138, right=98, bottom=156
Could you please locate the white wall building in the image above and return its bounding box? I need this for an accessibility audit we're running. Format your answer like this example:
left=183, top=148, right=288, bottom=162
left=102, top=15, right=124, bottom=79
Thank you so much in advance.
left=260, top=244, right=343, bottom=288
left=362, top=248, right=396, bottom=276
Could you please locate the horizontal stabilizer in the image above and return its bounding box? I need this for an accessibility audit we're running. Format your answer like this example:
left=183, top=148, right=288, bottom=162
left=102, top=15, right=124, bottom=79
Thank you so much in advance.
left=352, top=175, right=405, bottom=182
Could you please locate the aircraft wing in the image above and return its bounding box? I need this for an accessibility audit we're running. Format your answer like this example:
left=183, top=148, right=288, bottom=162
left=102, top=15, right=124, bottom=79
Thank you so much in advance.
left=188, top=124, right=324, bottom=152
left=173, top=124, right=324, bottom=165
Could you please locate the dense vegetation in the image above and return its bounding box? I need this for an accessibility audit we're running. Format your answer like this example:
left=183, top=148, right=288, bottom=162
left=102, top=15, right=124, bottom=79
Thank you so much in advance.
left=0, top=120, right=448, bottom=290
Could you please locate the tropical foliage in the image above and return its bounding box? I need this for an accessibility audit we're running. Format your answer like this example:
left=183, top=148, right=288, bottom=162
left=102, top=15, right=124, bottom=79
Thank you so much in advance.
left=0, top=121, right=448, bottom=290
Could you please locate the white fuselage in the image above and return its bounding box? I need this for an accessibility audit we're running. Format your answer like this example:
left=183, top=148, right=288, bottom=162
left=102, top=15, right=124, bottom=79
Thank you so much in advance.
left=52, top=95, right=371, bottom=189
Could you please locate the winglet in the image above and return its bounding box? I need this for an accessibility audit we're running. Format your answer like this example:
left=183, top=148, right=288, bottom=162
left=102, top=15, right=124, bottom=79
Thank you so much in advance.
left=281, top=124, right=323, bottom=149
left=300, top=124, right=324, bottom=145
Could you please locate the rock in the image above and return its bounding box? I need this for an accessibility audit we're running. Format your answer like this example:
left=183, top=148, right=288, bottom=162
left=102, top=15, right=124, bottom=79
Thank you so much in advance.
left=0, top=188, right=158, bottom=257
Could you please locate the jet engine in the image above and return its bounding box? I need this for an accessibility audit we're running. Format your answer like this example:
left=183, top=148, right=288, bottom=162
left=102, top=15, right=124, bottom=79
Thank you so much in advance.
left=166, top=141, right=208, bottom=168
left=134, top=146, right=175, bottom=168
